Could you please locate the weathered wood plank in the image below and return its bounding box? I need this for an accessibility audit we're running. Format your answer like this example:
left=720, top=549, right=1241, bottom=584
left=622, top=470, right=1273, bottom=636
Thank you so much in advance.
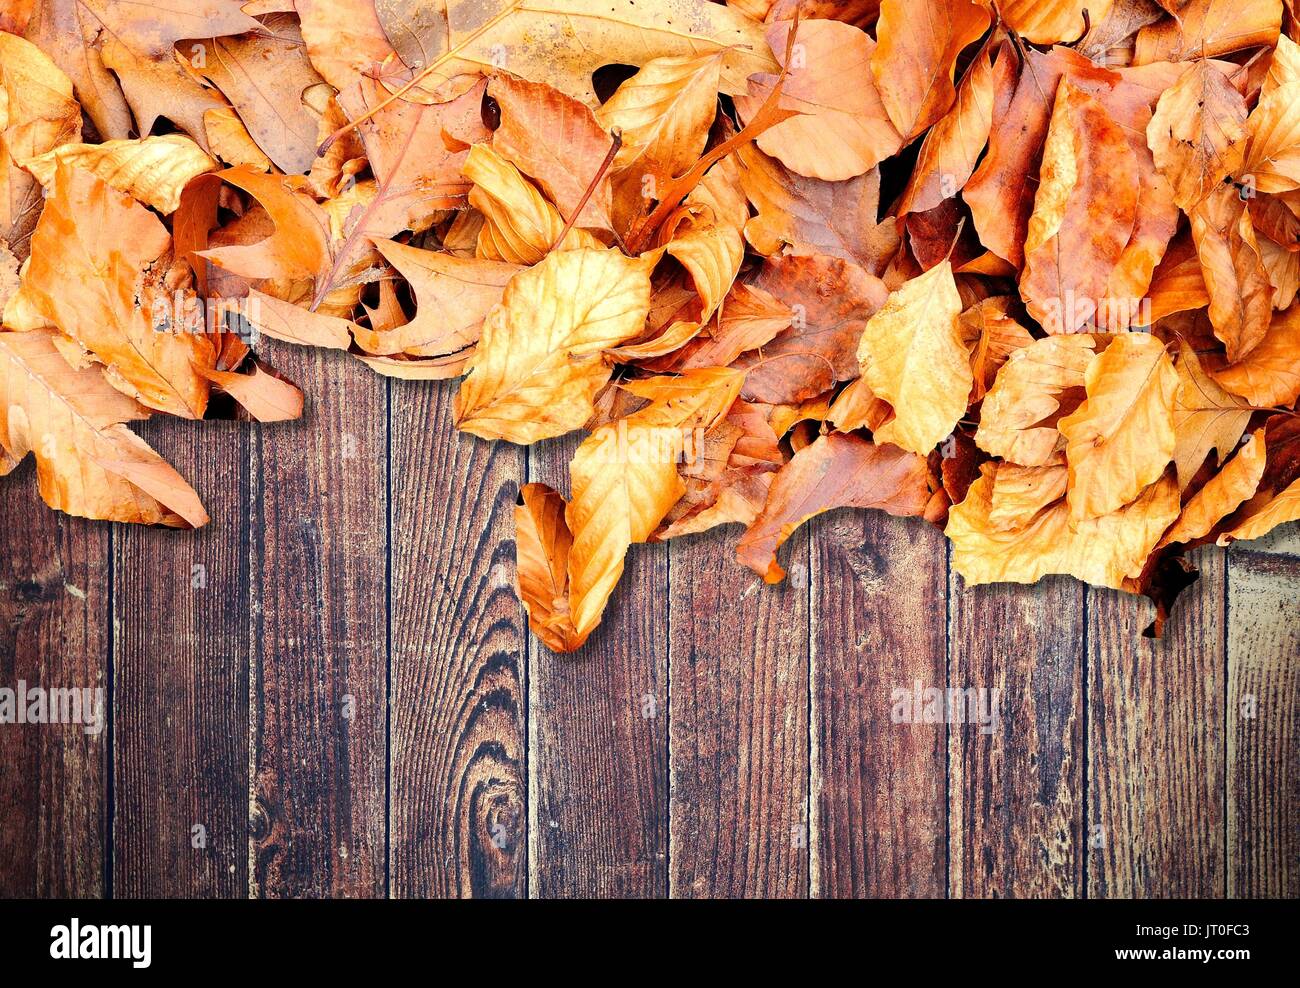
left=111, top=418, right=251, bottom=897
left=1227, top=536, right=1299, bottom=898
left=0, top=466, right=108, bottom=897
left=812, top=512, right=946, bottom=898
left=949, top=577, right=1083, bottom=898
left=389, top=379, right=526, bottom=898
left=667, top=529, right=810, bottom=898
left=527, top=437, right=669, bottom=898
left=249, top=346, right=387, bottom=898
left=1085, top=551, right=1225, bottom=898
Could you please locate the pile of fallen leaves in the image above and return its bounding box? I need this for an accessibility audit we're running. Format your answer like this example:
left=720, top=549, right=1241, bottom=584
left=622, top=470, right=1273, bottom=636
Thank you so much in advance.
left=2, top=1, right=1299, bottom=652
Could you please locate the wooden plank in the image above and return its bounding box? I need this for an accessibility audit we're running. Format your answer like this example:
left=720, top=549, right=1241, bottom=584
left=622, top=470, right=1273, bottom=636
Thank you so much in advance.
left=812, top=512, right=946, bottom=898
left=111, top=418, right=251, bottom=897
left=249, top=346, right=387, bottom=898
left=389, top=379, right=527, bottom=898
left=527, top=437, right=669, bottom=898
left=667, top=529, right=810, bottom=898
left=949, top=577, right=1083, bottom=898
left=1085, top=550, right=1225, bottom=898
left=0, top=466, right=108, bottom=897
left=1227, top=534, right=1300, bottom=898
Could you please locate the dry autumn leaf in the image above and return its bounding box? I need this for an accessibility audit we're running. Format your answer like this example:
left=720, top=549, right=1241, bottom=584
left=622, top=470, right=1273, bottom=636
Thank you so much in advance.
left=3, top=0, right=1298, bottom=653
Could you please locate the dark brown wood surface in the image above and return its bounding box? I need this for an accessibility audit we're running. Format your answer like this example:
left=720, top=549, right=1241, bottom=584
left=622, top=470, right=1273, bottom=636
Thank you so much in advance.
left=1, top=352, right=1296, bottom=898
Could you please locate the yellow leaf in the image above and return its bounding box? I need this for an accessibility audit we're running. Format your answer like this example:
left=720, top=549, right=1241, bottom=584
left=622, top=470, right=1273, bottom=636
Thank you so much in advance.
left=15, top=164, right=215, bottom=418
left=976, top=334, right=1099, bottom=466
left=353, top=239, right=521, bottom=358
left=1218, top=475, right=1300, bottom=545
left=1209, top=301, right=1300, bottom=407
left=1171, top=339, right=1251, bottom=490
left=597, top=52, right=722, bottom=226
left=464, top=144, right=601, bottom=264
left=735, top=19, right=902, bottom=181
left=567, top=367, right=744, bottom=639
left=1147, top=61, right=1248, bottom=211
left=1059, top=332, right=1178, bottom=523
left=988, top=460, right=1069, bottom=531
left=21, top=135, right=217, bottom=214
left=859, top=259, right=971, bottom=455
left=454, top=248, right=654, bottom=443
left=1159, top=429, right=1266, bottom=548
left=948, top=464, right=1179, bottom=589
left=998, top=0, right=1114, bottom=44
left=300, top=0, right=774, bottom=108
left=0, top=31, right=80, bottom=255
left=871, top=0, right=990, bottom=141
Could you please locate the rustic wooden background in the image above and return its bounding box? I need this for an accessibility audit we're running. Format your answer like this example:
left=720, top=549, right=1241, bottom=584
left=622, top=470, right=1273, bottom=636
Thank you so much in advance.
left=2, top=342, right=1296, bottom=898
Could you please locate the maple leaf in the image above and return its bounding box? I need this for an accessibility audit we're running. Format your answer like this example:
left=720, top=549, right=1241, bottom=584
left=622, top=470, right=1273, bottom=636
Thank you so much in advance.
left=191, top=13, right=327, bottom=175
left=28, top=0, right=260, bottom=143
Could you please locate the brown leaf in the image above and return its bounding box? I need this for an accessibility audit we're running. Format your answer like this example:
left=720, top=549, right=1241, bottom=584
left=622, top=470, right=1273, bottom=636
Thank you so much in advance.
left=491, top=73, right=614, bottom=232
left=737, top=431, right=930, bottom=582
left=193, top=14, right=327, bottom=175
left=735, top=142, right=898, bottom=273
left=1021, top=81, right=1139, bottom=334
left=1059, top=332, right=1178, bottom=523
left=734, top=254, right=888, bottom=404
left=897, top=40, right=1004, bottom=217
left=1147, top=60, right=1248, bottom=211
left=1134, top=0, right=1282, bottom=64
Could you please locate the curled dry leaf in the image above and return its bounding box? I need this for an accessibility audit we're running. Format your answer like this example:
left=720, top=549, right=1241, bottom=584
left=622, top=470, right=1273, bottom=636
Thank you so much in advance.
left=736, top=18, right=902, bottom=181
left=21, top=135, right=217, bottom=214
left=0, top=329, right=208, bottom=527
left=737, top=431, right=931, bottom=582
